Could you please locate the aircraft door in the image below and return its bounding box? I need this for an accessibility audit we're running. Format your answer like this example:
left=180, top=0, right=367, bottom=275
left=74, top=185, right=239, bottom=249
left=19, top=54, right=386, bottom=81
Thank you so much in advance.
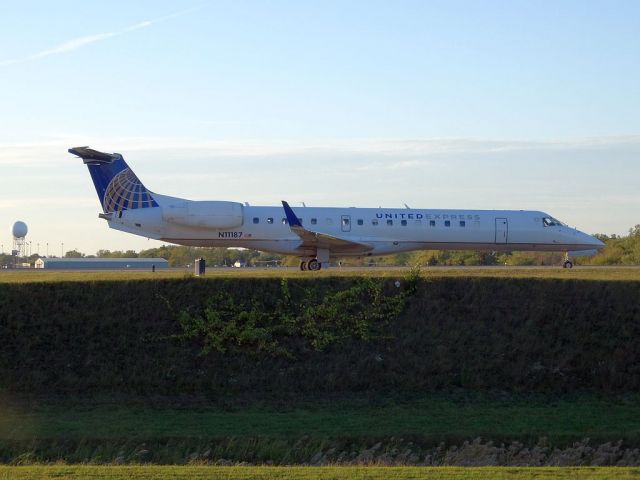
left=341, top=215, right=351, bottom=232
left=495, top=218, right=508, bottom=244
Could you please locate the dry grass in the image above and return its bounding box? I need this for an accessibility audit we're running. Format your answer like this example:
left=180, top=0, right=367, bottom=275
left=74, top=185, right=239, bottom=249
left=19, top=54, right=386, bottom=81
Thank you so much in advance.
left=1, top=466, right=640, bottom=480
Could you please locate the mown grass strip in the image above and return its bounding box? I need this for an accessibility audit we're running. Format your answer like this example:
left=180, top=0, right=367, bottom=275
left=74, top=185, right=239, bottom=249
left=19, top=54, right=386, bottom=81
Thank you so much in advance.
left=2, top=398, right=640, bottom=440
left=1, top=266, right=639, bottom=283
left=1, top=466, right=640, bottom=480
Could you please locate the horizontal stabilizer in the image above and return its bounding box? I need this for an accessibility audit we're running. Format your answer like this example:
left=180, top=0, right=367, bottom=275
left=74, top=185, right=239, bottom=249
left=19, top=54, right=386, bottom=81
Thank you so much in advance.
left=69, top=146, right=120, bottom=165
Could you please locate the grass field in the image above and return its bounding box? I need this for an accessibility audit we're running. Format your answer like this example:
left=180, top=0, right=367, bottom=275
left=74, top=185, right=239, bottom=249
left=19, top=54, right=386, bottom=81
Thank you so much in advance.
left=2, top=397, right=639, bottom=442
left=2, top=267, right=639, bottom=468
left=2, top=397, right=640, bottom=465
left=1, top=266, right=639, bottom=283
left=2, top=466, right=640, bottom=480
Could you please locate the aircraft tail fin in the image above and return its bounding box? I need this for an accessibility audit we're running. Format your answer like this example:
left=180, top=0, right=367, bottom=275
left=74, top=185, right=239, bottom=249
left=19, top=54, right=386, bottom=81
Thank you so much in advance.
left=69, top=146, right=158, bottom=213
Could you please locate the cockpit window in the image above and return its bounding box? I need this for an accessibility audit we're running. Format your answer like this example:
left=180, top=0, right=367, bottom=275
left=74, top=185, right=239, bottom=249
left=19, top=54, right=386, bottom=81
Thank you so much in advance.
left=543, top=217, right=565, bottom=227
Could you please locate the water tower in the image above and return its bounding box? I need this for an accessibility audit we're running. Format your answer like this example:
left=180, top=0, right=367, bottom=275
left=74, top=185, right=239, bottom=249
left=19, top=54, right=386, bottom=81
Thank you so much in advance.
left=11, top=221, right=28, bottom=261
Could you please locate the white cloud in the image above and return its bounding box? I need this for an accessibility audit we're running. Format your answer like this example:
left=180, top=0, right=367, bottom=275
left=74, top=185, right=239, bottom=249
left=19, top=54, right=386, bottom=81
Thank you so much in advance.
left=3, top=134, right=640, bottom=168
left=19, top=133, right=640, bottom=158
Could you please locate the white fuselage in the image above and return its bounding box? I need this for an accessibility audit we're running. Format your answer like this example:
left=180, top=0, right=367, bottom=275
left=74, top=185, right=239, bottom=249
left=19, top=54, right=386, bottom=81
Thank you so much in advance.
left=107, top=193, right=604, bottom=259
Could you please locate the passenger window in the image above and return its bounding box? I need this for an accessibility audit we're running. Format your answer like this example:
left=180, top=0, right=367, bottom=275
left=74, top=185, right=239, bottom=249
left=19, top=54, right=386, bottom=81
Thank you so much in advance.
left=401, top=220, right=407, bottom=226
left=357, top=219, right=364, bottom=226
left=387, top=219, right=393, bottom=226
left=282, top=218, right=288, bottom=225
left=372, top=220, right=379, bottom=226
left=430, top=220, right=436, bottom=227
left=253, top=217, right=259, bottom=224
left=445, top=220, right=451, bottom=227
left=415, top=220, right=422, bottom=226
left=460, top=220, right=465, bottom=227
left=342, top=218, right=350, bottom=226
left=267, top=217, right=274, bottom=224
left=311, top=218, right=317, bottom=225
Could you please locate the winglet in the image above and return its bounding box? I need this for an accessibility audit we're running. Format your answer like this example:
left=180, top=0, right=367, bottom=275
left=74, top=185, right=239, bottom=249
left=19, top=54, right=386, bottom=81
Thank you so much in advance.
left=281, top=201, right=302, bottom=227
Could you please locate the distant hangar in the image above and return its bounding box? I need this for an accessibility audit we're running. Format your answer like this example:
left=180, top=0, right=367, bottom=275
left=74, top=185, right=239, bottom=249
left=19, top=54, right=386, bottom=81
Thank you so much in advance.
left=34, top=258, right=168, bottom=270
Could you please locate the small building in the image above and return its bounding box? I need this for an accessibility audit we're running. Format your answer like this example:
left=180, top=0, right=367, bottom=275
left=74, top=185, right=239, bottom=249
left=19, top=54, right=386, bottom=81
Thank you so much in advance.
left=34, top=257, right=169, bottom=270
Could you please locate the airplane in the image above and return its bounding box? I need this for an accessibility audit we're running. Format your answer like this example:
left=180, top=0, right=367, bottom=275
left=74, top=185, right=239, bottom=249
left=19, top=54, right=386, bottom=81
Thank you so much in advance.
left=70, top=146, right=605, bottom=271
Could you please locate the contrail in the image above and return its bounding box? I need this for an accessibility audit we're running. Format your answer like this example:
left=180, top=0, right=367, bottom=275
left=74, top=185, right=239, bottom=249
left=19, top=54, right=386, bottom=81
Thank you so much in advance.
left=0, top=6, right=203, bottom=67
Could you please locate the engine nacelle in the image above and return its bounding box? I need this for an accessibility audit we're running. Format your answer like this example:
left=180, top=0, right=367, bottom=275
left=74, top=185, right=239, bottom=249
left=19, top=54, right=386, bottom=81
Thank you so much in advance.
left=162, top=201, right=244, bottom=229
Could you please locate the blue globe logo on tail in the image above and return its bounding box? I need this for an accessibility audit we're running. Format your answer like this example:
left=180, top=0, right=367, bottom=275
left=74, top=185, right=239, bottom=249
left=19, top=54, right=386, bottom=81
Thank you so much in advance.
left=69, top=146, right=158, bottom=213
left=103, top=168, right=158, bottom=212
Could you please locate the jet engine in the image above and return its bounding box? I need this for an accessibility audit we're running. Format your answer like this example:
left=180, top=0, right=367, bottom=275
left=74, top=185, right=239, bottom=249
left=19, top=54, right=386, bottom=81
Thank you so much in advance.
left=162, top=201, right=244, bottom=229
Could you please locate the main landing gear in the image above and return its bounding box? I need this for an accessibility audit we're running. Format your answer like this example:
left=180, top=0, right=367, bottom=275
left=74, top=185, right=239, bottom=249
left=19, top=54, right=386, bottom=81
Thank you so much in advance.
left=299, top=250, right=328, bottom=272
left=300, top=259, right=321, bottom=271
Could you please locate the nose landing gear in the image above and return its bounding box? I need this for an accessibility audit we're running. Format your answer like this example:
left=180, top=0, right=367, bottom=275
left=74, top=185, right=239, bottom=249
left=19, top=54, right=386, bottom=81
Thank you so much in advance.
left=563, top=253, right=573, bottom=269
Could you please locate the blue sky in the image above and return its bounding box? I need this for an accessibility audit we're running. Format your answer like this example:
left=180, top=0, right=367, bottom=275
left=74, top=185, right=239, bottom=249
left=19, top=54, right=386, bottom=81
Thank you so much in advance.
left=1, top=1, right=639, bottom=255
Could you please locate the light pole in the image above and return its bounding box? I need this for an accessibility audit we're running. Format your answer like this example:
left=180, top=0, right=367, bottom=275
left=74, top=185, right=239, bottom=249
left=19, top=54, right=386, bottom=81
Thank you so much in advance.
left=61, top=242, right=64, bottom=258
left=46, top=242, right=49, bottom=257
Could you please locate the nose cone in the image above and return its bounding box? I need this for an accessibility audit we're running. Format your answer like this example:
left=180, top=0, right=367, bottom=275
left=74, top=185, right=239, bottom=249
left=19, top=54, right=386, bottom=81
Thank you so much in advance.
left=580, top=231, right=605, bottom=249
left=565, top=230, right=605, bottom=258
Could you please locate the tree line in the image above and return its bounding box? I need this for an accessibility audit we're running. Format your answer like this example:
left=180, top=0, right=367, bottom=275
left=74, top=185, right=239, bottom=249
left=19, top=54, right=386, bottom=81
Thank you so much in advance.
left=3, top=224, right=639, bottom=268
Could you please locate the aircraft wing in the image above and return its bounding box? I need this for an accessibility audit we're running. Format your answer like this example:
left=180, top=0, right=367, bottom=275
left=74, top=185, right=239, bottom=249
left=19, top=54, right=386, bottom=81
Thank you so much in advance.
left=281, top=201, right=373, bottom=254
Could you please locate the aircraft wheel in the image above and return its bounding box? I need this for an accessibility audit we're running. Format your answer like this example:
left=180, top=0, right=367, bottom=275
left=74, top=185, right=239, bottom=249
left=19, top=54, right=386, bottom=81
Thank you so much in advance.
left=563, top=260, right=573, bottom=269
left=300, top=261, right=307, bottom=271
left=308, top=259, right=321, bottom=271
